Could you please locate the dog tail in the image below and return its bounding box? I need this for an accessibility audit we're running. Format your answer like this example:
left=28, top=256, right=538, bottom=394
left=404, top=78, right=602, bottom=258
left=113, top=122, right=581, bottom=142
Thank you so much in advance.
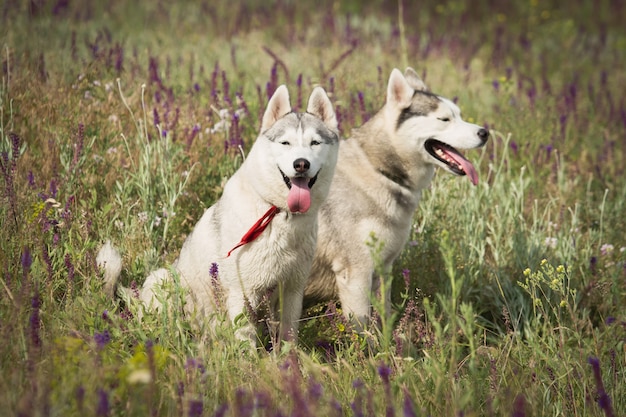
left=96, top=240, right=123, bottom=298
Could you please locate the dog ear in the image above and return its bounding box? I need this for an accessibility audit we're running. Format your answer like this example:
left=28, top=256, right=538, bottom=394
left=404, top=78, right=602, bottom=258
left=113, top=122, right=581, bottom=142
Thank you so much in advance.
left=404, top=67, right=429, bottom=92
left=262, top=85, right=292, bottom=132
left=307, top=87, right=338, bottom=132
left=387, top=68, right=414, bottom=109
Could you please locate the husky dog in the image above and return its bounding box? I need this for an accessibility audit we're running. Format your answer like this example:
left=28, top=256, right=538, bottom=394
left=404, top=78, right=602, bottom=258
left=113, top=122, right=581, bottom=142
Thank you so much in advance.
left=98, top=85, right=339, bottom=343
left=304, top=67, right=488, bottom=325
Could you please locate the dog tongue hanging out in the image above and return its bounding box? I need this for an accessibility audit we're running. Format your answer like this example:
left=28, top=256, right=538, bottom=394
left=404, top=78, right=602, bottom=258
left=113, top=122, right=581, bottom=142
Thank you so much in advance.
left=287, top=177, right=312, bottom=213
left=98, top=84, right=339, bottom=346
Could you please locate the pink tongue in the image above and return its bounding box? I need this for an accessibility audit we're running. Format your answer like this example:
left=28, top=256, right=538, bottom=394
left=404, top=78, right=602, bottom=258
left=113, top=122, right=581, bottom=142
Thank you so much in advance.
left=287, top=177, right=311, bottom=213
left=448, top=152, right=479, bottom=186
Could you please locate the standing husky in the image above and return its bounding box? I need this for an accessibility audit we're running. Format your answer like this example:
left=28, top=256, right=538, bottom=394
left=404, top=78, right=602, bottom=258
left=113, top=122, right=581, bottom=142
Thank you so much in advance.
left=98, top=85, right=339, bottom=343
left=304, top=67, right=488, bottom=325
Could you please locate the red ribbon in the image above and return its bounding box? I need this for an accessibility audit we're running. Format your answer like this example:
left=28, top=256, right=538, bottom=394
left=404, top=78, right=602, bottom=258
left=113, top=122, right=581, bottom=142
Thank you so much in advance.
left=226, top=205, right=280, bottom=257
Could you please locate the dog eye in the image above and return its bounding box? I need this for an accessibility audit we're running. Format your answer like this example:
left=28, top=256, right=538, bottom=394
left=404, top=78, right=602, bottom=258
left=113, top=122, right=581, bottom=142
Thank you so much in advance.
left=311, top=140, right=321, bottom=146
left=280, top=141, right=290, bottom=146
left=438, top=117, right=451, bottom=122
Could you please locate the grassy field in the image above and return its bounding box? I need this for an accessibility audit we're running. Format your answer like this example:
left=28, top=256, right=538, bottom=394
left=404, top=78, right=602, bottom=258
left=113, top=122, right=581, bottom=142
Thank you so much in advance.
left=1, top=0, right=625, bottom=415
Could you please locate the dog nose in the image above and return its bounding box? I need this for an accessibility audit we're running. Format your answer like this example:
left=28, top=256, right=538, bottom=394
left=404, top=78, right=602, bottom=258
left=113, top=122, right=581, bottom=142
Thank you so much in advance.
left=293, top=158, right=310, bottom=174
left=477, top=128, right=489, bottom=143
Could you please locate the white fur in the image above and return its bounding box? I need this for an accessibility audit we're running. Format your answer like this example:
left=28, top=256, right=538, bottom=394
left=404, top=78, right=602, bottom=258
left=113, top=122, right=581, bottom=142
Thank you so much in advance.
left=305, top=67, right=488, bottom=325
left=98, top=85, right=339, bottom=344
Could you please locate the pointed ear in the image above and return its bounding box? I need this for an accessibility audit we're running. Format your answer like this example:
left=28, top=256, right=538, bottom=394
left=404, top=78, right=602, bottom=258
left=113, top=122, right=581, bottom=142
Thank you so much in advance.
left=307, top=87, right=338, bottom=132
left=404, top=67, right=429, bottom=92
left=261, top=85, right=291, bottom=132
left=387, top=68, right=414, bottom=109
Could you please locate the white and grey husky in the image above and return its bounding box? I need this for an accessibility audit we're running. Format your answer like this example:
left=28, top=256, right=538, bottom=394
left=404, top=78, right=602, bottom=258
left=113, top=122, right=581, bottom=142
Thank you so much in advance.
left=304, top=67, right=489, bottom=325
left=98, top=85, right=339, bottom=343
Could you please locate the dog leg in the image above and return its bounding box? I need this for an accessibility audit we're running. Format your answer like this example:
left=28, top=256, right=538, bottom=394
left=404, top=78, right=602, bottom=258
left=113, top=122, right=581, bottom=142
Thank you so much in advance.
left=224, top=289, right=258, bottom=345
left=277, top=280, right=305, bottom=342
left=336, top=268, right=373, bottom=328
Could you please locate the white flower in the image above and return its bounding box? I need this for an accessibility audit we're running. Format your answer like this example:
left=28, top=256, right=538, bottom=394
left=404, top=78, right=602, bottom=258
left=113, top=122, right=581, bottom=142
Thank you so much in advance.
left=138, top=212, right=148, bottom=223
left=600, top=243, right=614, bottom=256
left=544, top=237, right=558, bottom=249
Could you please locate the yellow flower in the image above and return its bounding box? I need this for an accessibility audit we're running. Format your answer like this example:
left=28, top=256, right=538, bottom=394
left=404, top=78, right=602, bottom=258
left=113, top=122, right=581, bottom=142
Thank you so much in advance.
left=560, top=300, right=567, bottom=308
left=523, top=268, right=531, bottom=277
left=556, top=265, right=565, bottom=274
left=541, top=259, right=548, bottom=266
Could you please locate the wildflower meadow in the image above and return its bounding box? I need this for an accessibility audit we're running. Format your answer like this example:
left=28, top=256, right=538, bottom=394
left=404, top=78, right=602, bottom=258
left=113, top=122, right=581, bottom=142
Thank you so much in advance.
left=1, top=1, right=625, bottom=416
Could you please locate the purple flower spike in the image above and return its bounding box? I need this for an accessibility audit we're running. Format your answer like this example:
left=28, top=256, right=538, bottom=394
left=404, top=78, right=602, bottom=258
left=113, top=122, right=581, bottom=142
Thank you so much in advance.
left=402, top=392, right=417, bottom=417
left=94, top=330, right=111, bottom=349
left=512, top=394, right=526, bottom=417
left=96, top=389, right=109, bottom=417
left=21, top=246, right=32, bottom=277
left=588, top=356, right=615, bottom=417
left=188, top=399, right=203, bottom=417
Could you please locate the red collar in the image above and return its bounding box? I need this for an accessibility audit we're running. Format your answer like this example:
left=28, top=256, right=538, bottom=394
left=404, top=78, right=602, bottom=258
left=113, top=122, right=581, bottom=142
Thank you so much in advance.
left=226, top=205, right=280, bottom=257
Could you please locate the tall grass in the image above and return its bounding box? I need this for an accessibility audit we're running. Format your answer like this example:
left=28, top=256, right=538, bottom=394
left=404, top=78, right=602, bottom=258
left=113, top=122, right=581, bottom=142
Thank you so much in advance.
left=1, top=0, right=625, bottom=415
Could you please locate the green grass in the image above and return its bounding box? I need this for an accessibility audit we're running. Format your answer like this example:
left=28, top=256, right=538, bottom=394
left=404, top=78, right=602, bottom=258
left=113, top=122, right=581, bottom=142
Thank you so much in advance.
left=1, top=0, right=625, bottom=415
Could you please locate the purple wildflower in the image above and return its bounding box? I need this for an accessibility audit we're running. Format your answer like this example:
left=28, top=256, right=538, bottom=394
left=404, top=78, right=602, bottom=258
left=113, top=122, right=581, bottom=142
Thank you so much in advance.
left=30, top=290, right=42, bottom=348
left=378, top=362, right=394, bottom=417
left=590, top=256, right=598, bottom=275
left=378, top=362, right=391, bottom=385
left=402, top=390, right=417, bottom=417
left=402, top=269, right=410, bottom=289
left=96, top=389, right=109, bottom=417
left=188, top=399, right=203, bottom=417
left=357, top=91, right=368, bottom=122
left=94, top=330, right=111, bottom=349
left=128, top=280, right=139, bottom=299
left=308, top=377, right=323, bottom=400
left=21, top=246, right=32, bottom=279
left=153, top=108, right=161, bottom=127
left=588, top=357, right=615, bottom=417
left=185, top=357, right=206, bottom=375
left=209, top=262, right=219, bottom=279
left=351, top=378, right=365, bottom=417
left=49, top=178, right=58, bottom=198
left=545, top=144, right=553, bottom=160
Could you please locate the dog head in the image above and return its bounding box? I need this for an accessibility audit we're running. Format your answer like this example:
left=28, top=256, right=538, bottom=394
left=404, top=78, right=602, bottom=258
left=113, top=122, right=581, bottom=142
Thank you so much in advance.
left=255, top=85, right=339, bottom=214
left=384, top=67, right=488, bottom=185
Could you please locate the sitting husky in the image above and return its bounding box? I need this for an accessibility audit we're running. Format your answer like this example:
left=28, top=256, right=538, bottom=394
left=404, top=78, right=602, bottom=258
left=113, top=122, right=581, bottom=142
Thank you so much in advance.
left=304, top=67, right=489, bottom=325
left=98, top=85, right=339, bottom=343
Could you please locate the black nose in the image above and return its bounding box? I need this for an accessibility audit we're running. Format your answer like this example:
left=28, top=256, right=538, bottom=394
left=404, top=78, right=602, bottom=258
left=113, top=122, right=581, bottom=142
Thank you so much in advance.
left=293, top=158, right=310, bottom=174
left=477, top=128, right=489, bottom=143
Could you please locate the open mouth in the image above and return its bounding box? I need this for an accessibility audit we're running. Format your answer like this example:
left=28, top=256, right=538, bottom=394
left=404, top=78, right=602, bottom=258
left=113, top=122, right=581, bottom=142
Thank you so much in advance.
left=278, top=168, right=320, bottom=213
left=424, top=139, right=479, bottom=185
left=279, top=168, right=319, bottom=189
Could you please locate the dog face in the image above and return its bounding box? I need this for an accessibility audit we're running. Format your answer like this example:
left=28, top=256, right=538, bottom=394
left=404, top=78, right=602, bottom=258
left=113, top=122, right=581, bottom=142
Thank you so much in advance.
left=386, top=68, right=488, bottom=185
left=257, top=86, right=339, bottom=214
